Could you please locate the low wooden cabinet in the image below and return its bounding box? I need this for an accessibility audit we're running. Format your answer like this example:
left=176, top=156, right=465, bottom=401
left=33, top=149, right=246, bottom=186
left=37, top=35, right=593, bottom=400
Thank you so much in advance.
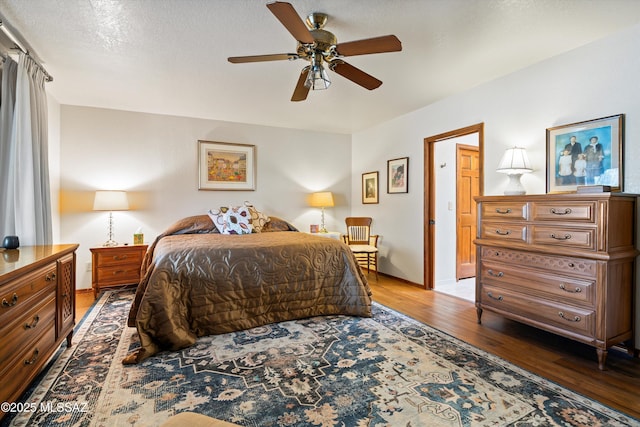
left=90, top=245, right=147, bottom=298
left=475, top=193, right=637, bottom=370
left=0, top=244, right=78, bottom=417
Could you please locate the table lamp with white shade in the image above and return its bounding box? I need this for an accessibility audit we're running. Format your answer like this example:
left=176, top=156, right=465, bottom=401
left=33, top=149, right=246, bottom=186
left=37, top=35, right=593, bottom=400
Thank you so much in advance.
left=496, top=147, right=533, bottom=195
left=308, top=191, right=334, bottom=233
left=93, top=190, right=129, bottom=246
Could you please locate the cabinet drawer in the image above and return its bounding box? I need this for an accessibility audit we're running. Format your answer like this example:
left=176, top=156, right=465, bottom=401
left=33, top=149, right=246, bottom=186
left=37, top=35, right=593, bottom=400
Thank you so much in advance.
left=479, top=247, right=597, bottom=278
left=480, top=202, right=527, bottom=220
left=0, top=323, right=56, bottom=405
left=480, top=285, right=595, bottom=337
left=480, top=222, right=527, bottom=242
left=479, top=261, right=595, bottom=306
left=0, top=264, right=57, bottom=326
left=531, top=201, right=596, bottom=223
left=531, top=226, right=596, bottom=250
left=95, top=249, right=144, bottom=268
left=0, top=293, right=56, bottom=368
left=96, top=266, right=140, bottom=286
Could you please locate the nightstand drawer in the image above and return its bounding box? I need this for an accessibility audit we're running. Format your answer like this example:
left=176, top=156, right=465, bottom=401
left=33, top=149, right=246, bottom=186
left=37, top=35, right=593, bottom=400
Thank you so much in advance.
left=95, top=266, right=141, bottom=286
left=95, top=249, right=144, bottom=267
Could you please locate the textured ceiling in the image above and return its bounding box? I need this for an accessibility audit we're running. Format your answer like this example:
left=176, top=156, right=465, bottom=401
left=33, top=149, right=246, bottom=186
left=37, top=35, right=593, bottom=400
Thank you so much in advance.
left=2, top=0, right=640, bottom=134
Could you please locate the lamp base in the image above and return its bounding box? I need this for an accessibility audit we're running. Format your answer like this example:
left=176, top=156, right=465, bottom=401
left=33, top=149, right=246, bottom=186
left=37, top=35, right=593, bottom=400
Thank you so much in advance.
left=103, top=239, right=119, bottom=247
left=503, top=173, right=527, bottom=195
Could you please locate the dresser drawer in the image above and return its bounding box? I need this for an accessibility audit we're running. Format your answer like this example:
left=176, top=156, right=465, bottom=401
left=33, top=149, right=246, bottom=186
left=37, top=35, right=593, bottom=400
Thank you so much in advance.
left=95, top=248, right=144, bottom=268
left=480, top=222, right=527, bottom=243
left=480, top=285, right=595, bottom=337
left=479, top=246, right=597, bottom=278
left=0, top=322, right=56, bottom=405
left=531, top=225, right=596, bottom=250
left=531, top=201, right=596, bottom=223
left=0, top=292, right=56, bottom=368
left=95, top=265, right=141, bottom=286
left=480, top=202, right=528, bottom=220
left=479, top=261, right=595, bottom=306
left=0, top=263, right=57, bottom=326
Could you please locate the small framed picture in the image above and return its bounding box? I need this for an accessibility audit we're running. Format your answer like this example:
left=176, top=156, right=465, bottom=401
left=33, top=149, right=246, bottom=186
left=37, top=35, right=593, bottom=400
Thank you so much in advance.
left=198, top=140, right=256, bottom=191
left=546, top=114, right=623, bottom=193
left=362, top=171, right=379, bottom=204
left=387, top=157, right=409, bottom=193
left=309, top=224, right=319, bottom=233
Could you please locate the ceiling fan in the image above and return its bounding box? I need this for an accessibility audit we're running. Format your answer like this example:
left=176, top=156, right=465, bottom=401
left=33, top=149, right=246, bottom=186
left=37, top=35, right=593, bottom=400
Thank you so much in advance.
left=228, top=1, right=402, bottom=101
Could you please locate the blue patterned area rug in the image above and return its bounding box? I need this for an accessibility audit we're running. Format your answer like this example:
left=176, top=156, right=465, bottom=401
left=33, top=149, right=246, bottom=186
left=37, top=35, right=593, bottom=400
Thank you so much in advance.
left=4, top=289, right=638, bottom=427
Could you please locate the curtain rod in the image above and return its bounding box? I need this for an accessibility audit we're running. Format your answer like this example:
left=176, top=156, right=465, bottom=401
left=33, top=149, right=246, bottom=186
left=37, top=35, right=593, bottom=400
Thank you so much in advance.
left=0, top=19, right=53, bottom=82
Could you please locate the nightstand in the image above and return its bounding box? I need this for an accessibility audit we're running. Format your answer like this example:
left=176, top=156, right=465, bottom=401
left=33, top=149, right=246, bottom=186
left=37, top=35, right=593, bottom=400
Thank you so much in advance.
left=90, top=244, right=148, bottom=299
left=307, top=231, right=341, bottom=240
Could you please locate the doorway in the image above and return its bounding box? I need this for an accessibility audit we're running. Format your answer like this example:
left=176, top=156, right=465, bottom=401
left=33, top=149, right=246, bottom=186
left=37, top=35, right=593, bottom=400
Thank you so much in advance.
left=423, top=124, right=484, bottom=292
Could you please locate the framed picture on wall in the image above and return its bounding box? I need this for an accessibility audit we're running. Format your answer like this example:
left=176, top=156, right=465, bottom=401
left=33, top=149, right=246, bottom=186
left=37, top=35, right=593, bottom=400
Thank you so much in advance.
left=198, top=140, right=256, bottom=190
left=546, top=114, right=623, bottom=193
left=362, top=171, right=379, bottom=204
left=387, top=157, right=409, bottom=193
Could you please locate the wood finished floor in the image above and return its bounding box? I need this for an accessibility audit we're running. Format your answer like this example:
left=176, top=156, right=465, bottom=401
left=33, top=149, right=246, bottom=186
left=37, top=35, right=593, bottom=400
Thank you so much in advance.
left=75, top=274, right=640, bottom=420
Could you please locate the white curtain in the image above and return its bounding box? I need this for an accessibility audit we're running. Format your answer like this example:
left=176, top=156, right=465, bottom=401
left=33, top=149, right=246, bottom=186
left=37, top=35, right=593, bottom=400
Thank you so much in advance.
left=0, top=52, right=52, bottom=245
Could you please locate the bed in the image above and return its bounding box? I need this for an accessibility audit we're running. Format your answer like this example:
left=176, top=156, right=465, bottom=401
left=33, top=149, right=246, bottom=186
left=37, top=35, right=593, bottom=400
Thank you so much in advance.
left=123, top=214, right=372, bottom=364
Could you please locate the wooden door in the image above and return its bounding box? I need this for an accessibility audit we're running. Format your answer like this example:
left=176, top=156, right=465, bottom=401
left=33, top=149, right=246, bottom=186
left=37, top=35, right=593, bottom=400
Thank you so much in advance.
left=456, top=144, right=479, bottom=280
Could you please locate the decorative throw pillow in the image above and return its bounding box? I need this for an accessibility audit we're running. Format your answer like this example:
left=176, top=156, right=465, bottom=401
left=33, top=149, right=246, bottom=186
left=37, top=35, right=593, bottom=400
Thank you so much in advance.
left=222, top=206, right=253, bottom=234
left=244, top=201, right=270, bottom=232
left=207, top=206, right=253, bottom=235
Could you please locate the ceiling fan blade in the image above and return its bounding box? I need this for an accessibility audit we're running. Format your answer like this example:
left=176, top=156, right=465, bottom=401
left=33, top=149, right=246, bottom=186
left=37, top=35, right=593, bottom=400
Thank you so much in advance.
left=267, top=2, right=315, bottom=44
left=291, top=66, right=310, bottom=102
left=330, top=60, right=382, bottom=90
left=228, top=53, right=298, bottom=63
left=334, top=35, right=402, bottom=57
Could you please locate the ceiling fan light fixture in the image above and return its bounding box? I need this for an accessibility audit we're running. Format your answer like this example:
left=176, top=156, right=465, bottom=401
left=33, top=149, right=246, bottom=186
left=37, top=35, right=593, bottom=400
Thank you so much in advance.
left=304, top=55, right=331, bottom=90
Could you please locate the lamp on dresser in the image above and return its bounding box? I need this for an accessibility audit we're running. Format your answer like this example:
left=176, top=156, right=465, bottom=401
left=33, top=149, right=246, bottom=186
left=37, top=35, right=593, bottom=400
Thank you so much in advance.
left=309, top=191, right=334, bottom=233
left=93, top=190, right=129, bottom=246
left=496, top=147, right=532, bottom=195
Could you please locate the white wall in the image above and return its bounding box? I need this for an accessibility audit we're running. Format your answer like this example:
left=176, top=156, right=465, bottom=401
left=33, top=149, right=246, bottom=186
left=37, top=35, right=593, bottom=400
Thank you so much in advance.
left=58, top=106, right=352, bottom=289
left=352, top=23, right=640, bottom=284
left=47, top=95, right=61, bottom=243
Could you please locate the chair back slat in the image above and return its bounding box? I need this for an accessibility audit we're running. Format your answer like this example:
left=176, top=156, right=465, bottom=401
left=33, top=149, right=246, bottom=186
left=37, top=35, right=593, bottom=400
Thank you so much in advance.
left=345, top=217, right=373, bottom=245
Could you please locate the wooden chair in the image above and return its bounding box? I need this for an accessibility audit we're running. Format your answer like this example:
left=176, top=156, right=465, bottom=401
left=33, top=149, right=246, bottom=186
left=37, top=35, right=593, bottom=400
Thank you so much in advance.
left=343, top=217, right=379, bottom=279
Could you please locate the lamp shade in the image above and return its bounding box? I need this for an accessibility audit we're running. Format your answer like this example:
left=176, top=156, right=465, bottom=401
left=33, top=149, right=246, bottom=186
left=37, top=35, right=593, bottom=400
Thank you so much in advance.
left=496, top=147, right=532, bottom=174
left=309, top=191, right=334, bottom=208
left=93, top=191, right=129, bottom=211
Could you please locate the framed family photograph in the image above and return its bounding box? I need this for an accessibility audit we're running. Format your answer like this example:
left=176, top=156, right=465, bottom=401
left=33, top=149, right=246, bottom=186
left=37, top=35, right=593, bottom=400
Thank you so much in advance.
left=362, top=171, right=379, bottom=204
left=387, top=157, right=409, bottom=193
left=198, top=140, right=256, bottom=191
left=546, top=114, right=623, bottom=193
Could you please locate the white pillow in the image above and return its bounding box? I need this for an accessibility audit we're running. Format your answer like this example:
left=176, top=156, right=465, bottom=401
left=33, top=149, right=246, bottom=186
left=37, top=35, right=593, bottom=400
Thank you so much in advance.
left=244, top=201, right=270, bottom=232
left=207, top=206, right=254, bottom=235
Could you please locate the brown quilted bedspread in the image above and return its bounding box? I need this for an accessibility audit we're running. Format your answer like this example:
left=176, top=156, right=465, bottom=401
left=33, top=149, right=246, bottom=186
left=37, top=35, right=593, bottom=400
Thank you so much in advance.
left=123, top=216, right=372, bottom=364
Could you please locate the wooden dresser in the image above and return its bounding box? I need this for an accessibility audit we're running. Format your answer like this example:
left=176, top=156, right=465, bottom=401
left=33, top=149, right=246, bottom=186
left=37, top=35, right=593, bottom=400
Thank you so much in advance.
left=474, top=193, right=637, bottom=370
left=0, top=244, right=78, bottom=415
left=90, top=244, right=147, bottom=298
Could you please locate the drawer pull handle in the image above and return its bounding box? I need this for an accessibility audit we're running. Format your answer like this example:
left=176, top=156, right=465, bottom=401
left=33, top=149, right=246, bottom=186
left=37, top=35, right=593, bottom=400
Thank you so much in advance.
left=45, top=272, right=57, bottom=281
left=487, top=292, right=503, bottom=301
left=24, top=315, right=40, bottom=329
left=559, top=283, right=582, bottom=293
left=495, top=229, right=511, bottom=236
left=550, top=233, right=571, bottom=240
left=495, top=208, right=512, bottom=214
left=113, top=270, right=126, bottom=275
left=550, top=208, right=572, bottom=215
left=558, top=312, right=581, bottom=322
left=24, top=348, right=40, bottom=365
left=487, top=269, right=504, bottom=278
left=2, top=293, right=18, bottom=307
left=113, top=255, right=128, bottom=261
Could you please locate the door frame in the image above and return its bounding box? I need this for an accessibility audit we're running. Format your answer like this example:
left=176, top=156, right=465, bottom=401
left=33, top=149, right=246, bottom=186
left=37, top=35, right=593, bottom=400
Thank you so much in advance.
left=423, top=123, right=484, bottom=290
